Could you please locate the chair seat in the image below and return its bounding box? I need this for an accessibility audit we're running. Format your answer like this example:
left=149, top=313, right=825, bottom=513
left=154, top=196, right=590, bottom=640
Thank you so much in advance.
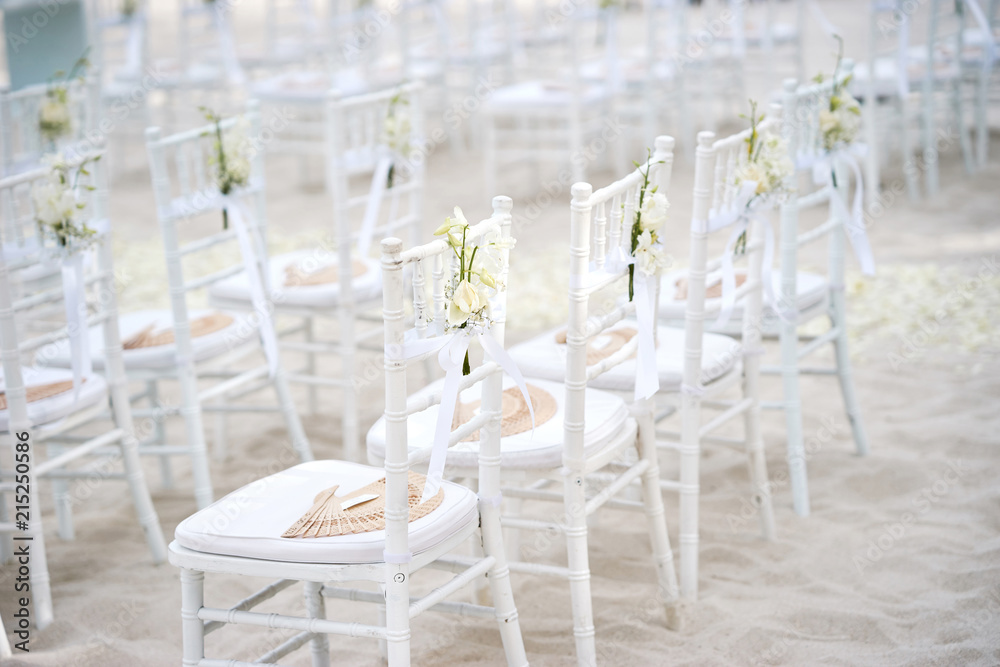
left=174, top=460, right=479, bottom=564
left=658, top=269, right=829, bottom=325
left=485, top=81, right=611, bottom=112
left=507, top=325, right=741, bottom=394
left=0, top=366, right=107, bottom=432
left=366, top=377, right=632, bottom=470
left=42, top=309, right=259, bottom=371
left=208, top=251, right=382, bottom=310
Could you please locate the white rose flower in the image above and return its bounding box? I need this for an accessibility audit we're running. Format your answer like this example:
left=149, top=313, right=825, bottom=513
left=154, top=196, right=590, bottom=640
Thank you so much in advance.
left=448, top=279, right=481, bottom=327
left=638, top=192, right=669, bottom=233
left=634, top=230, right=668, bottom=276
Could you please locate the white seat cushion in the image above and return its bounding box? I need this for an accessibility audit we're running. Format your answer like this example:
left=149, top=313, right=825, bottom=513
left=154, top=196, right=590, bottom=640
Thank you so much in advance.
left=366, top=377, right=631, bottom=469
left=42, top=309, right=260, bottom=371
left=174, top=460, right=479, bottom=564
left=0, top=366, right=107, bottom=432
left=508, top=325, right=741, bottom=394
left=208, top=251, right=382, bottom=310
left=658, top=269, right=829, bottom=325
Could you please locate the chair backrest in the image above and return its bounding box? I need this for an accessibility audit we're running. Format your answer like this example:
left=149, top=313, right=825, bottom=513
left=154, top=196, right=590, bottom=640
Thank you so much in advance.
left=91, top=1, right=148, bottom=84
left=687, top=118, right=778, bottom=374
left=325, top=82, right=426, bottom=268
left=779, top=63, right=863, bottom=313
left=565, top=135, right=675, bottom=459
left=0, top=149, right=127, bottom=426
left=264, top=0, right=320, bottom=60
left=145, top=101, right=268, bottom=350
left=177, top=0, right=245, bottom=85
left=378, top=196, right=513, bottom=559
left=0, top=76, right=100, bottom=178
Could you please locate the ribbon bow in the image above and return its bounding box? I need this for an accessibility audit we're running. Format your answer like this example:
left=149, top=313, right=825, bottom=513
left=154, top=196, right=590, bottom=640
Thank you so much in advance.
left=798, top=144, right=876, bottom=276
left=221, top=196, right=280, bottom=378
left=692, top=181, right=777, bottom=329
left=601, top=249, right=660, bottom=401
left=402, top=326, right=535, bottom=503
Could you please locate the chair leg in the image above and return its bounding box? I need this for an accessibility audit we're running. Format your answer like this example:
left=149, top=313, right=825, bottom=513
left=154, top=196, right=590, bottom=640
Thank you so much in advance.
left=384, top=565, right=411, bottom=666
left=741, top=360, right=776, bottom=541
left=479, top=507, right=529, bottom=666
left=272, top=365, right=314, bottom=463
left=180, top=569, right=206, bottom=667
left=951, top=79, right=975, bottom=174
left=305, top=316, right=318, bottom=416
left=898, top=96, right=920, bottom=201
left=303, top=581, right=331, bottom=667
left=0, top=615, right=10, bottom=658
left=377, top=600, right=389, bottom=662
left=119, top=429, right=168, bottom=564
left=976, top=67, right=989, bottom=168
left=921, top=83, right=939, bottom=197
left=0, top=490, right=13, bottom=563
left=635, top=405, right=681, bottom=630
left=49, top=445, right=75, bottom=541
left=148, top=380, right=173, bottom=490
left=831, top=301, right=869, bottom=457
left=27, top=475, right=54, bottom=629
left=679, top=394, right=700, bottom=599
left=781, top=321, right=810, bottom=517
left=563, top=471, right=597, bottom=666
left=212, top=395, right=228, bottom=462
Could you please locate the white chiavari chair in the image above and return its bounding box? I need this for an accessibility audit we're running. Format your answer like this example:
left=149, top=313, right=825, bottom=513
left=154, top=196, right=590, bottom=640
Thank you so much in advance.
left=658, top=126, right=780, bottom=598
left=152, top=0, right=246, bottom=127
left=754, top=71, right=874, bottom=517
left=168, top=197, right=528, bottom=667
left=957, top=0, right=998, bottom=166
left=46, top=102, right=314, bottom=510
left=208, top=84, right=425, bottom=464
left=0, top=617, right=9, bottom=657
left=0, top=149, right=167, bottom=629
left=0, top=75, right=100, bottom=178
left=482, top=3, right=622, bottom=194
left=370, top=140, right=683, bottom=664
left=852, top=0, right=975, bottom=200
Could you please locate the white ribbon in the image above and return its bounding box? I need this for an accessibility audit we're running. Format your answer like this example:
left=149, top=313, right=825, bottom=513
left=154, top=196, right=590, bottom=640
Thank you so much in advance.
left=2, top=220, right=110, bottom=399
left=801, top=145, right=876, bottom=276
left=402, top=327, right=534, bottom=503
left=61, top=252, right=91, bottom=400
left=692, top=181, right=777, bottom=329
left=632, top=275, right=659, bottom=401
left=222, top=197, right=280, bottom=377
left=601, top=246, right=660, bottom=400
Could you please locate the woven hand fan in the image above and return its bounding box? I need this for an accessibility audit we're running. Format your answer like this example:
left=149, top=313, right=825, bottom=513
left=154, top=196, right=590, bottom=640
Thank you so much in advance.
left=451, top=383, right=558, bottom=442
left=281, top=471, right=445, bottom=539
left=283, top=260, right=368, bottom=287
left=0, top=379, right=83, bottom=410
left=554, top=328, right=638, bottom=365
left=123, top=313, right=234, bottom=349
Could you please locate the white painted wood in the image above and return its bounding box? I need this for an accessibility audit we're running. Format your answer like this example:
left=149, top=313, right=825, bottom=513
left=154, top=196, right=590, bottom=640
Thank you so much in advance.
left=144, top=101, right=313, bottom=509
left=169, top=198, right=527, bottom=667
left=0, top=149, right=167, bottom=631
left=0, top=75, right=100, bottom=177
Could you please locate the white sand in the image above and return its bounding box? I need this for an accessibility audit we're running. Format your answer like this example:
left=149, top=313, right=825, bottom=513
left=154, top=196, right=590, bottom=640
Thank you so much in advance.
left=3, top=1, right=1000, bottom=665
